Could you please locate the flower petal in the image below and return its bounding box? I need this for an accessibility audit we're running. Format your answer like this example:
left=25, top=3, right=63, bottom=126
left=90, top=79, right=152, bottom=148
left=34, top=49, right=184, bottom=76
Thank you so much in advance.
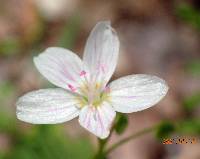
left=34, top=47, right=88, bottom=93
left=16, top=88, right=80, bottom=124
left=78, top=102, right=116, bottom=139
left=109, top=74, right=168, bottom=113
left=83, top=21, right=120, bottom=86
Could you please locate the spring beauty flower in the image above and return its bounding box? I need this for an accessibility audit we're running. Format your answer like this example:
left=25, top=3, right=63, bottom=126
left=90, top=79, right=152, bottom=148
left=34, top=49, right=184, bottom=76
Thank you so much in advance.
left=16, top=21, right=168, bottom=139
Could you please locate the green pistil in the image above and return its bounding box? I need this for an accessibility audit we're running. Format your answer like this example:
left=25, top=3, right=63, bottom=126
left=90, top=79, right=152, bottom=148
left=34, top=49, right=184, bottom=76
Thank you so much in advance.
left=93, top=92, right=109, bottom=107
left=79, top=92, right=109, bottom=107
left=78, top=83, right=110, bottom=107
left=82, top=96, right=89, bottom=103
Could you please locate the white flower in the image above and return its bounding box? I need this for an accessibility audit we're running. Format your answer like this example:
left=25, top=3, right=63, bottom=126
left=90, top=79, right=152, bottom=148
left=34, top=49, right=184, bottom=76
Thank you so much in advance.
left=16, top=21, right=168, bottom=139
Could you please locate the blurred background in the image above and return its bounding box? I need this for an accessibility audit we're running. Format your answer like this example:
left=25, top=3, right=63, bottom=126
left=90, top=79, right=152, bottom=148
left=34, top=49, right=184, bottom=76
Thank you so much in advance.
left=0, top=0, right=200, bottom=159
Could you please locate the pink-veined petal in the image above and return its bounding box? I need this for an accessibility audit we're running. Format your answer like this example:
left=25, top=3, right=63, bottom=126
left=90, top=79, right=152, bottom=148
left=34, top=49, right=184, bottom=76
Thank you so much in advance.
left=16, top=88, right=80, bottom=124
left=78, top=102, right=116, bottom=139
left=83, top=21, right=119, bottom=86
left=34, top=47, right=88, bottom=93
left=109, top=74, right=168, bottom=113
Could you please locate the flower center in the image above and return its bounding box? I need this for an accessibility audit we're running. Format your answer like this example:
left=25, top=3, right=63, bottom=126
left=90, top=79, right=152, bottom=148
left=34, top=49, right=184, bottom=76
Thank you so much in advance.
left=78, top=82, right=110, bottom=108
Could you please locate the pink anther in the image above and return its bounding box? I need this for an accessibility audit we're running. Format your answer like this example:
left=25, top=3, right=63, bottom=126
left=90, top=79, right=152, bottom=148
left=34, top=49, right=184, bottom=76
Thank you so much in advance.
left=67, top=84, right=76, bottom=92
left=80, top=70, right=86, bottom=77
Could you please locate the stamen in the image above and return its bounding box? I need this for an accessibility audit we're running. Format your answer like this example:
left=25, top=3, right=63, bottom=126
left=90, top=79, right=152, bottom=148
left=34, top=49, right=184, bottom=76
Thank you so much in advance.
left=80, top=70, right=86, bottom=77
left=95, top=83, right=100, bottom=89
left=67, top=84, right=76, bottom=92
left=79, top=70, right=90, bottom=88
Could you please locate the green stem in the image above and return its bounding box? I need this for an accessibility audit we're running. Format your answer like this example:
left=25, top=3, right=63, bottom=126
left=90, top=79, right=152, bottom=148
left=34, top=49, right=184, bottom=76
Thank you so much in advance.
left=105, top=124, right=158, bottom=154
left=97, top=138, right=107, bottom=157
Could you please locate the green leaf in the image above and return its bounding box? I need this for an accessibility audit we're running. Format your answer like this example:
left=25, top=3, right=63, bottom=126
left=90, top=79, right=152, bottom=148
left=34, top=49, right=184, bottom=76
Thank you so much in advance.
left=176, top=119, right=200, bottom=135
left=0, top=37, right=21, bottom=56
left=175, top=3, right=200, bottom=30
left=156, top=121, right=175, bottom=139
left=0, top=82, right=17, bottom=133
left=57, top=15, right=81, bottom=49
left=183, top=92, right=200, bottom=111
left=6, top=125, right=94, bottom=159
left=185, top=60, right=200, bottom=76
left=0, top=82, right=15, bottom=98
left=114, top=113, right=128, bottom=135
